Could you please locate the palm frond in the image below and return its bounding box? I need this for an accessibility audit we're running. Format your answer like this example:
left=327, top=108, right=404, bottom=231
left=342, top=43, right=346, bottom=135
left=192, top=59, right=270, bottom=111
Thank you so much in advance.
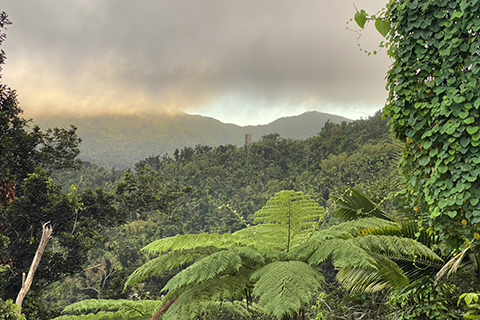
left=332, top=187, right=393, bottom=221
left=251, top=261, right=324, bottom=319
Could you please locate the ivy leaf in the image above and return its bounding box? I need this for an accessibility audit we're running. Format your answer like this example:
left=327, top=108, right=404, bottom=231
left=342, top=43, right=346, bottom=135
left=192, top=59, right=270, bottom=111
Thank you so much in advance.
left=375, top=18, right=391, bottom=38
left=354, top=10, right=368, bottom=29
left=467, top=126, right=479, bottom=135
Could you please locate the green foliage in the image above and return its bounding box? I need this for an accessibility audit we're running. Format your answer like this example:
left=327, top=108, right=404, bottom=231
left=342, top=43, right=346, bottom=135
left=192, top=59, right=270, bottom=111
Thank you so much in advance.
left=459, top=292, right=480, bottom=320
left=251, top=261, right=324, bottom=319
left=124, top=191, right=326, bottom=319
left=0, top=12, right=85, bottom=319
left=377, top=0, right=480, bottom=250
left=331, top=187, right=393, bottom=221
left=389, top=280, right=461, bottom=320
left=121, top=190, right=443, bottom=319
left=0, top=299, right=25, bottom=320
left=190, top=301, right=273, bottom=320
left=253, top=190, right=325, bottom=252
left=53, top=299, right=159, bottom=320
left=53, top=161, right=124, bottom=194
left=354, top=9, right=368, bottom=29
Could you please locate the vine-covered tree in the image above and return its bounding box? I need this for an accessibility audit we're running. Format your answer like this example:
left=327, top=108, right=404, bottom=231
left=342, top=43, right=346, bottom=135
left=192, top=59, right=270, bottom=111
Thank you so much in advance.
left=383, top=0, right=480, bottom=251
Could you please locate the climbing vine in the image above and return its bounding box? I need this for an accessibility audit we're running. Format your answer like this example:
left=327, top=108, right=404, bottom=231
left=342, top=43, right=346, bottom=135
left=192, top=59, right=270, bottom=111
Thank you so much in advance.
left=355, top=0, right=480, bottom=251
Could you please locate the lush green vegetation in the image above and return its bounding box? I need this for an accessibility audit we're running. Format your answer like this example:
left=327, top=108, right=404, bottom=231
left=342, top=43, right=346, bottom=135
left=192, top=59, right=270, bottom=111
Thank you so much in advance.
left=37, top=111, right=349, bottom=169
left=3, top=1, right=480, bottom=319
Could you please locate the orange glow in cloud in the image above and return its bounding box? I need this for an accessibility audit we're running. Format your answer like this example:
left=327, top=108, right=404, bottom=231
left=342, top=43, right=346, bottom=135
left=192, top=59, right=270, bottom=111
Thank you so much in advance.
left=4, top=56, right=213, bottom=118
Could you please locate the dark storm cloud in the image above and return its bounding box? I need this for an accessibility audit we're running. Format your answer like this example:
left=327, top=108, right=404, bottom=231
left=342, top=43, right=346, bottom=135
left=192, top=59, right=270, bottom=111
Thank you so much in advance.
left=1, top=0, right=390, bottom=121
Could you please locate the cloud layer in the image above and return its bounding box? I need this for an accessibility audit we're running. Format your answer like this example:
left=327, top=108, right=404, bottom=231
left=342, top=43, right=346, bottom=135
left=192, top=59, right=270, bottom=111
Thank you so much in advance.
left=2, top=0, right=390, bottom=125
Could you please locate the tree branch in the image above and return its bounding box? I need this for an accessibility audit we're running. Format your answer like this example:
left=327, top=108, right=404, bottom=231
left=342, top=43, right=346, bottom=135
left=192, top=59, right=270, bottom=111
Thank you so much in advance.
left=15, top=222, right=53, bottom=313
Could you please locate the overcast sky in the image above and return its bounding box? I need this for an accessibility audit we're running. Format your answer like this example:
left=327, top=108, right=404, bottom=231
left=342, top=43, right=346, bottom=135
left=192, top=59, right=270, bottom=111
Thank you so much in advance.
left=1, top=0, right=390, bottom=126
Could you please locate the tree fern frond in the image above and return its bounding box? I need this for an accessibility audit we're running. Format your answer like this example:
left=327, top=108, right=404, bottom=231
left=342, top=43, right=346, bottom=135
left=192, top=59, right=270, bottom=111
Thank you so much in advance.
left=161, top=249, right=243, bottom=294
left=54, top=312, right=148, bottom=320
left=236, top=246, right=266, bottom=265
left=353, top=235, right=444, bottom=267
left=315, top=217, right=401, bottom=239
left=351, top=235, right=443, bottom=284
left=54, top=299, right=160, bottom=320
left=253, top=191, right=325, bottom=251
left=141, top=232, right=244, bottom=255
left=251, top=261, right=324, bottom=319
left=164, top=300, right=267, bottom=320
left=163, top=269, right=254, bottom=319
left=331, top=187, right=393, bottom=221
left=336, top=255, right=408, bottom=293
left=299, top=239, right=351, bottom=266
left=164, top=300, right=264, bottom=320
left=124, top=247, right=217, bottom=290
left=330, top=240, right=378, bottom=270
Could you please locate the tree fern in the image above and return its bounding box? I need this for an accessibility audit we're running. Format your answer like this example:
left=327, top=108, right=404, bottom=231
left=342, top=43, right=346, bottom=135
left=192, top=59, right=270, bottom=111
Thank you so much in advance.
left=140, top=232, right=244, bottom=255
left=161, top=269, right=255, bottom=319
left=164, top=300, right=270, bottom=320
left=161, top=249, right=243, bottom=293
left=354, top=235, right=443, bottom=267
left=253, top=190, right=325, bottom=251
left=336, top=255, right=408, bottom=292
left=320, top=217, right=401, bottom=237
left=62, top=190, right=443, bottom=320
left=53, top=299, right=160, bottom=320
left=124, top=247, right=217, bottom=290
left=251, top=261, right=324, bottom=319
left=331, top=188, right=445, bottom=282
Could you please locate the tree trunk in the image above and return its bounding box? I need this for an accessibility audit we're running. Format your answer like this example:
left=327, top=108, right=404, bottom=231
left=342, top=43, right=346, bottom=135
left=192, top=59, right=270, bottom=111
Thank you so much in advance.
left=15, top=222, right=52, bottom=314
left=150, top=297, right=178, bottom=320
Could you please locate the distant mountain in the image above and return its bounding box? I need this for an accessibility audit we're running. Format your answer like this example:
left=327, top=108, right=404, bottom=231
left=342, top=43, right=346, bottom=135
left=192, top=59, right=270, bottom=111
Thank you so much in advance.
left=35, top=111, right=350, bottom=168
left=246, top=111, right=350, bottom=140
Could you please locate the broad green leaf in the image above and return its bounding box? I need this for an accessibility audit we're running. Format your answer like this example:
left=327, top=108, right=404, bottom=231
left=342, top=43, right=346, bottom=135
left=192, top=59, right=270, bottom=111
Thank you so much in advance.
left=355, top=10, right=368, bottom=29
left=467, top=126, right=479, bottom=135
left=375, top=18, right=391, bottom=37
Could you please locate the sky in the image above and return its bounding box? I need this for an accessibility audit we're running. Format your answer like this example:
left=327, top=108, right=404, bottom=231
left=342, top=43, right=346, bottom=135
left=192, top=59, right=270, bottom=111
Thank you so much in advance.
left=1, top=0, right=391, bottom=126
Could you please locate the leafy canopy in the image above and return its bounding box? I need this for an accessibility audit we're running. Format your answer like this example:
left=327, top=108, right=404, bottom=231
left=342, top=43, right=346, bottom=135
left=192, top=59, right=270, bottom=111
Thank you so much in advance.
left=120, top=190, right=441, bottom=319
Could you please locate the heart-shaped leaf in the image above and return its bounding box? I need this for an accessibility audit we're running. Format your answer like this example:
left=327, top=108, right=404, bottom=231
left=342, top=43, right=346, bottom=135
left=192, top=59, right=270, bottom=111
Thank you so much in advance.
left=354, top=10, right=367, bottom=29
left=375, top=18, right=391, bottom=37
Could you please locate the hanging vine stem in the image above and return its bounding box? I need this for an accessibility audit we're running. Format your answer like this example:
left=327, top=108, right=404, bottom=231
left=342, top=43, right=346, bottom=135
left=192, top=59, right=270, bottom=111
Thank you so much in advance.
left=346, top=4, right=391, bottom=56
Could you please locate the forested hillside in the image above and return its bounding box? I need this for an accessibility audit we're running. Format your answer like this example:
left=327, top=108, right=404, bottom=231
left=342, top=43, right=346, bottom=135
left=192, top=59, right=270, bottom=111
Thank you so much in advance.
left=18, top=111, right=406, bottom=320
left=53, top=111, right=394, bottom=235
left=6, top=1, right=480, bottom=319
left=35, top=111, right=350, bottom=169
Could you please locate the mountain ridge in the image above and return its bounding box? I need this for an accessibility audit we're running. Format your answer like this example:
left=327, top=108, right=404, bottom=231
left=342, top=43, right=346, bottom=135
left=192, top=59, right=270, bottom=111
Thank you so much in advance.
left=34, top=111, right=350, bottom=168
